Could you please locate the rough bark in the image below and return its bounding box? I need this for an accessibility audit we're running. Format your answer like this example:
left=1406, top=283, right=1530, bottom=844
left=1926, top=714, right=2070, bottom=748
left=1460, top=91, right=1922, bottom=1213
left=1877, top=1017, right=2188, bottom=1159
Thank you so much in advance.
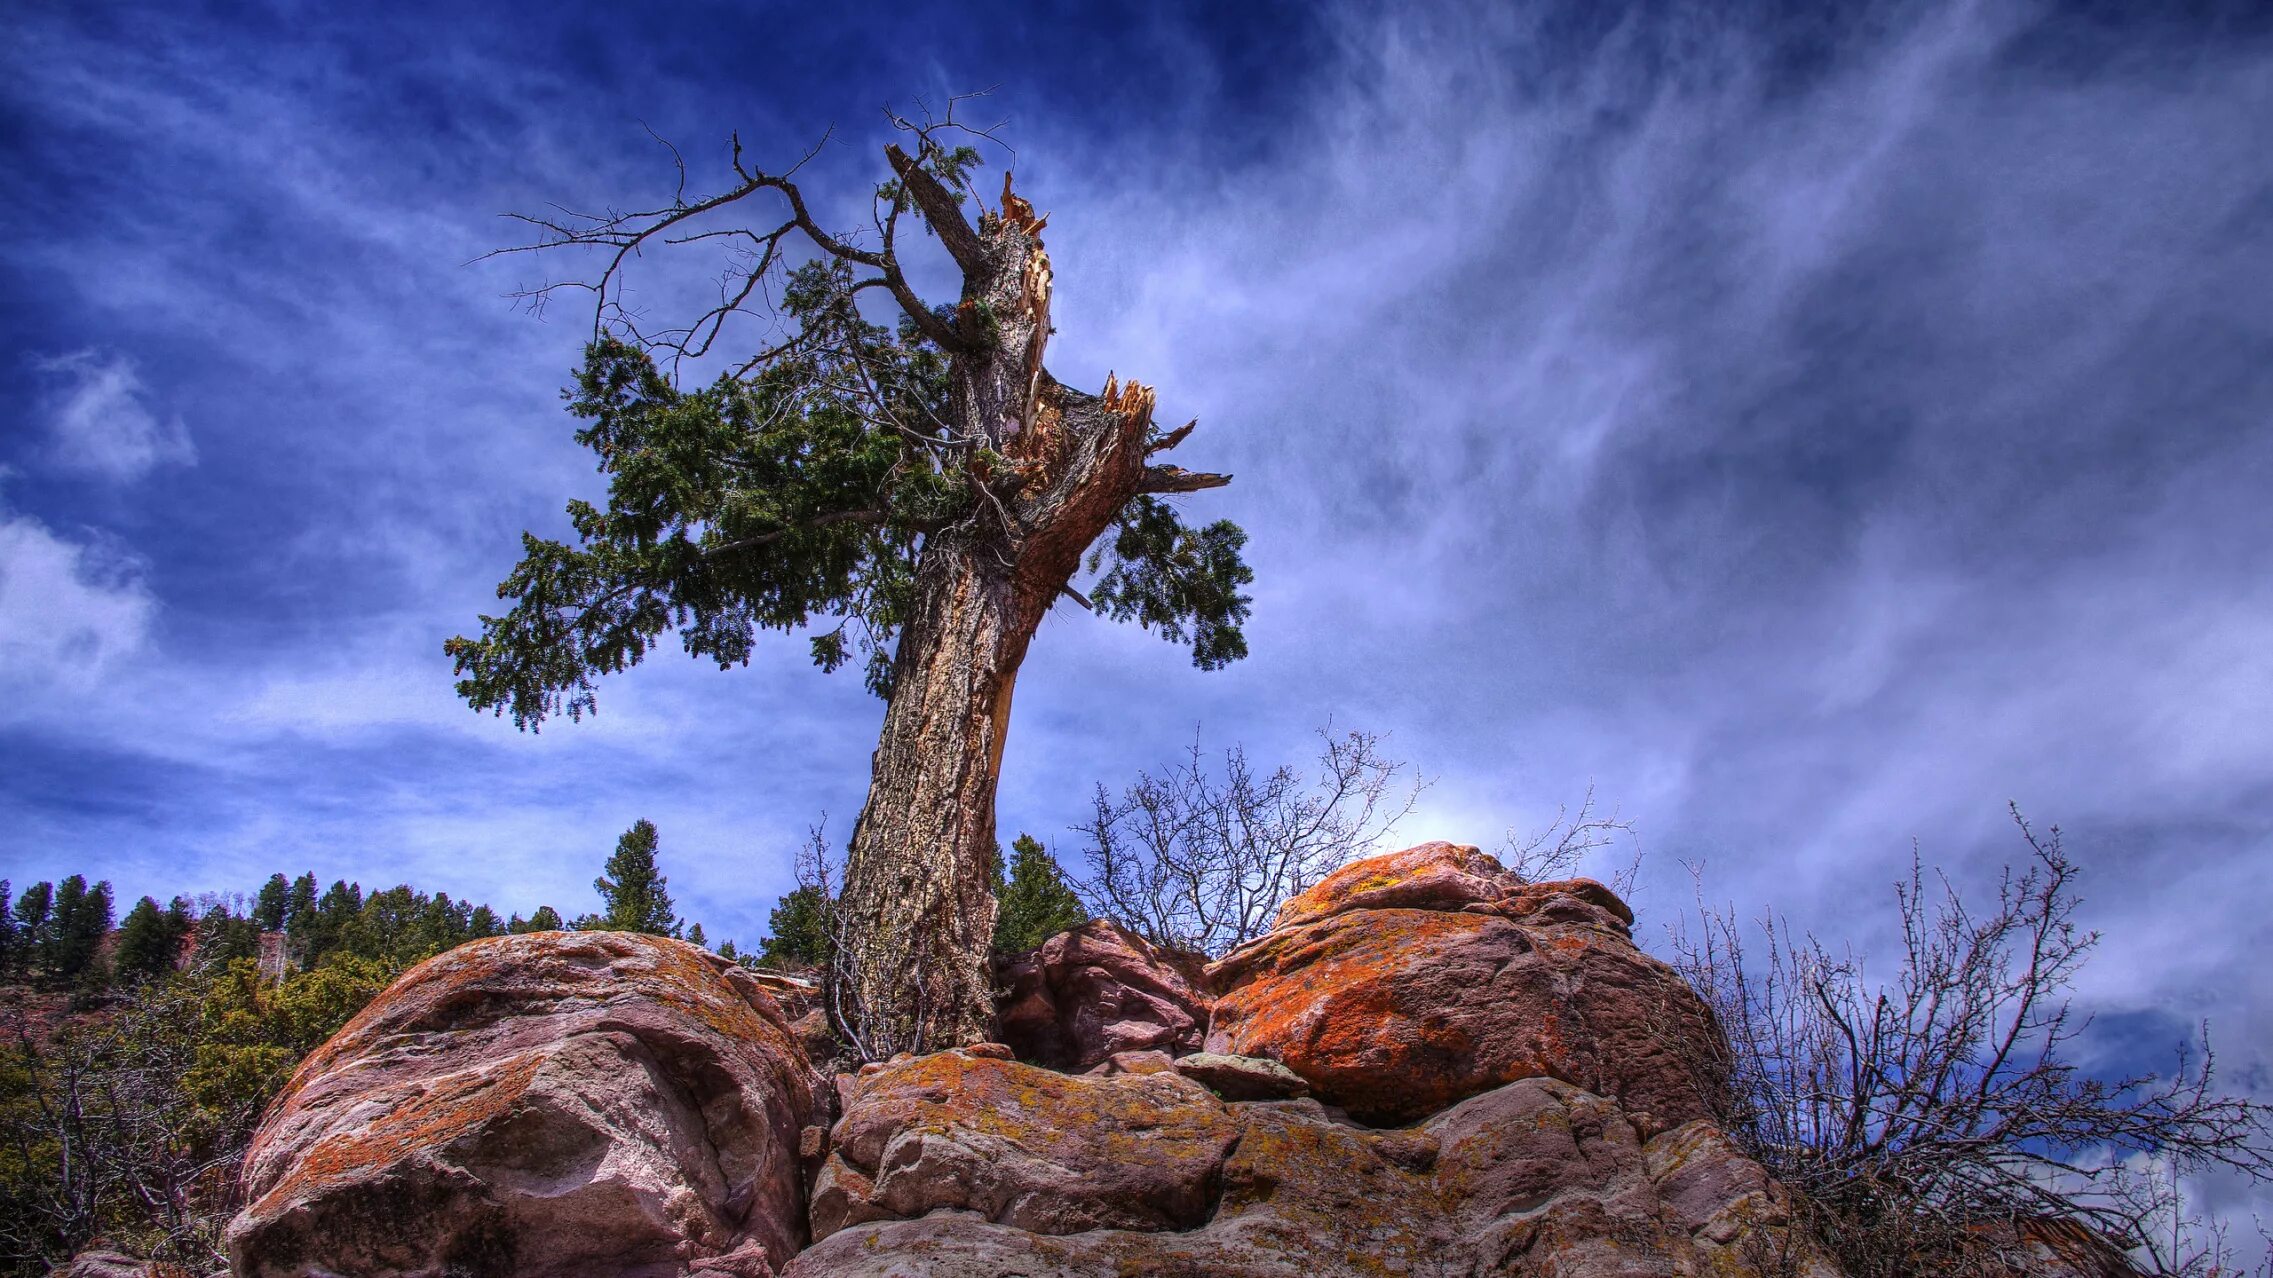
left=833, top=166, right=1179, bottom=1054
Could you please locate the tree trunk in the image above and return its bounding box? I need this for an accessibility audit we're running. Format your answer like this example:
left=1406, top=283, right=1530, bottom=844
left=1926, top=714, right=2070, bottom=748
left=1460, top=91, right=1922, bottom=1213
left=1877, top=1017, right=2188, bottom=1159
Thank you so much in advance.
left=833, top=170, right=1164, bottom=1053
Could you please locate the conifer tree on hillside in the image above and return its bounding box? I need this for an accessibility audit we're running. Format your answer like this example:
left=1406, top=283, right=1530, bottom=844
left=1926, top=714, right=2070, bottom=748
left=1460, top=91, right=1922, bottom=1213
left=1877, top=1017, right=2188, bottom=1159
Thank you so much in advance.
left=48, top=875, right=112, bottom=982
left=284, top=873, right=318, bottom=939
left=0, top=881, right=16, bottom=975
left=14, top=881, right=54, bottom=968
left=254, top=873, right=291, bottom=931
left=449, top=103, right=1252, bottom=1051
left=592, top=819, right=681, bottom=937
left=114, top=896, right=191, bottom=981
left=991, top=834, right=1087, bottom=955
left=511, top=905, right=564, bottom=934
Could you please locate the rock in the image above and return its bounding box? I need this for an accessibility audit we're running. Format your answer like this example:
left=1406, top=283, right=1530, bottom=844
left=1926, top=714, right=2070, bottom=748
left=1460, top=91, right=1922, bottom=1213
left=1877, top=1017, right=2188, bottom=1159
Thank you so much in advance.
left=228, top=931, right=819, bottom=1278
left=1169, top=1052, right=1309, bottom=1101
left=812, top=1052, right=1240, bottom=1240
left=784, top=1059, right=1834, bottom=1277
left=995, top=920, right=1209, bottom=1071
left=1206, top=844, right=1724, bottom=1128
left=1275, top=839, right=1517, bottom=928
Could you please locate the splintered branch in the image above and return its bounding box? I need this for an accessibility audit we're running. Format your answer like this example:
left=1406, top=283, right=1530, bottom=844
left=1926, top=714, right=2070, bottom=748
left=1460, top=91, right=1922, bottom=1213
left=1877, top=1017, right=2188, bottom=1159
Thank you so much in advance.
left=1140, top=465, right=1233, bottom=494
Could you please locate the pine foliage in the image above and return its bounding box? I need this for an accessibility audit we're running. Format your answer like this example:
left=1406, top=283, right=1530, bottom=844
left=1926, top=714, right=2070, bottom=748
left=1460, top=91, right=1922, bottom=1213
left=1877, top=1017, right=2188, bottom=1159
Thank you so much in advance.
left=991, top=834, right=1088, bottom=955
left=591, top=818, right=682, bottom=936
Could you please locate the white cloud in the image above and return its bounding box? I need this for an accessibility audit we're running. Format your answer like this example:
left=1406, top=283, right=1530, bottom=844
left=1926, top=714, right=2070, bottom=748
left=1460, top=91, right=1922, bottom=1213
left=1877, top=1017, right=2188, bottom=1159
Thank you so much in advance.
left=34, top=349, right=196, bottom=483
left=0, top=498, right=155, bottom=692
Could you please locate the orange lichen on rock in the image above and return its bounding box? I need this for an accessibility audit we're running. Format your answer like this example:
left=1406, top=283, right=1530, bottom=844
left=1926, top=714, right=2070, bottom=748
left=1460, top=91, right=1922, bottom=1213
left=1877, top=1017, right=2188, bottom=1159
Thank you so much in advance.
left=228, top=931, right=819, bottom=1278
left=1274, top=840, right=1514, bottom=929
left=1207, top=843, right=1723, bottom=1129
left=816, top=1051, right=1239, bottom=1240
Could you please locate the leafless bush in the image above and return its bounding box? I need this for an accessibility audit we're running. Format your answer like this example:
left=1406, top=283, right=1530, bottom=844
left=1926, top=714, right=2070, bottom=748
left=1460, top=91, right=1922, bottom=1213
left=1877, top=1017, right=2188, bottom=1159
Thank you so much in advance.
left=1073, top=726, right=1423, bottom=957
left=1503, top=782, right=1642, bottom=895
left=1, top=980, right=250, bottom=1273
left=1668, top=808, right=2273, bottom=1278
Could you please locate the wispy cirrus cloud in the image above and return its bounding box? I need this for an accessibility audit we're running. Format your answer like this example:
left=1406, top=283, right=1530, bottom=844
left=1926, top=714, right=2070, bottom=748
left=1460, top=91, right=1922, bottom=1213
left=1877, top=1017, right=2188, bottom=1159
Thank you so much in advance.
left=32, top=349, right=194, bottom=483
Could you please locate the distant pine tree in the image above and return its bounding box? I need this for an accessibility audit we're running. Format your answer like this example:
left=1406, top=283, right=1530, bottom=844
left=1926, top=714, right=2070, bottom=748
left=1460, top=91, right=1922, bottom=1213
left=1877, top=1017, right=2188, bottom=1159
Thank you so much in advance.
left=758, top=886, right=832, bottom=969
left=991, top=834, right=1088, bottom=955
left=0, top=880, right=15, bottom=975
left=14, top=881, right=54, bottom=972
left=593, top=819, right=681, bottom=937
left=48, top=875, right=112, bottom=983
left=254, top=873, right=291, bottom=931
left=284, top=872, right=319, bottom=939
left=686, top=921, right=707, bottom=948
left=114, top=896, right=184, bottom=980
left=512, top=905, right=564, bottom=933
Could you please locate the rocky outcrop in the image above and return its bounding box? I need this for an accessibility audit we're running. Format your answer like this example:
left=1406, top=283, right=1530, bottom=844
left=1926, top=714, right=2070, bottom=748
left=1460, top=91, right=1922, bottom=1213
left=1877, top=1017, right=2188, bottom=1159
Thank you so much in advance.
left=1206, top=841, right=1725, bottom=1129
left=227, top=931, right=820, bottom=1278
left=994, top=919, right=1208, bottom=1071
left=223, top=842, right=1825, bottom=1277
left=789, top=1053, right=1835, bottom=1277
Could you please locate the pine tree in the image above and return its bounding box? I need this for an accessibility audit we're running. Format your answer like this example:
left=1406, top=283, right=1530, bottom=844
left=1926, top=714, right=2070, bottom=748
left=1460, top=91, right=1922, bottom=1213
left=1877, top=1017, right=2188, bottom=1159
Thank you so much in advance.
left=47, top=875, right=112, bottom=982
left=991, top=834, right=1089, bottom=955
left=254, top=873, right=291, bottom=931
left=449, top=118, right=1252, bottom=1050
left=758, top=886, right=832, bottom=970
left=0, top=880, right=15, bottom=975
left=285, top=872, right=319, bottom=937
left=114, top=896, right=187, bottom=980
left=717, top=938, right=740, bottom=962
left=686, top=921, right=707, bottom=948
left=14, top=881, right=53, bottom=972
left=593, top=819, right=681, bottom=937
left=468, top=905, right=503, bottom=937
left=512, top=905, right=564, bottom=933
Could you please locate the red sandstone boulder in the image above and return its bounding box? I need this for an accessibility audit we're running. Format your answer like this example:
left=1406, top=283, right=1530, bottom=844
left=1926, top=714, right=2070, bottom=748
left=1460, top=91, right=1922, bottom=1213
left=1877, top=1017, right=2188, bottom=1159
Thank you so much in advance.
left=785, top=1056, right=1835, bottom=1277
left=1206, top=844, right=1723, bottom=1129
left=994, top=920, right=1208, bottom=1071
left=811, top=1050, right=1240, bottom=1240
left=227, top=931, right=820, bottom=1278
left=1275, top=839, right=1517, bottom=927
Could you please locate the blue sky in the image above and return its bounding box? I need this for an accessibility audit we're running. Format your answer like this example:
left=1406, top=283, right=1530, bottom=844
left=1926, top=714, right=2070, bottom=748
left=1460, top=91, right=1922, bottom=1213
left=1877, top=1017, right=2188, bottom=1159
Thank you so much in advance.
left=6, top=0, right=2273, bottom=1230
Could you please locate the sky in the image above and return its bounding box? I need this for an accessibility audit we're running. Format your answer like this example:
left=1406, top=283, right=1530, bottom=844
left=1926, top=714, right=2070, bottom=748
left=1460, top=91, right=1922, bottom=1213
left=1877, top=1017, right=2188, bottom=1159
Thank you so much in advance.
left=5, top=0, right=2273, bottom=1240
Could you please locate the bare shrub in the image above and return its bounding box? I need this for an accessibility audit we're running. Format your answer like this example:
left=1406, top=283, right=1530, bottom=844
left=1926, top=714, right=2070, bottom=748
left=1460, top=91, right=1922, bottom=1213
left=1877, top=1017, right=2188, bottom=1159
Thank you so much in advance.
left=1073, top=727, right=1422, bottom=957
left=1502, top=782, right=1642, bottom=895
left=1668, top=808, right=2273, bottom=1277
left=1, top=980, right=251, bottom=1273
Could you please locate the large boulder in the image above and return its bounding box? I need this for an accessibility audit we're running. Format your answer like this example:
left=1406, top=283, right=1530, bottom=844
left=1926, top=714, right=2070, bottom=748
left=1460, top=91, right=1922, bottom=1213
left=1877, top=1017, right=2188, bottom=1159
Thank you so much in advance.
left=994, top=920, right=1208, bottom=1071
left=1205, top=842, right=1725, bottom=1129
left=810, top=1049, right=1240, bottom=1240
left=228, top=931, right=820, bottom=1278
left=786, top=1053, right=1835, bottom=1277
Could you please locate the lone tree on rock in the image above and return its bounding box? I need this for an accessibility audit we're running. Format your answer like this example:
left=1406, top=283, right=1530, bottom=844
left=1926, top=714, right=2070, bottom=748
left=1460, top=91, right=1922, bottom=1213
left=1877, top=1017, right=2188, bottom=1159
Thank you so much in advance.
left=448, top=100, right=1252, bottom=1053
